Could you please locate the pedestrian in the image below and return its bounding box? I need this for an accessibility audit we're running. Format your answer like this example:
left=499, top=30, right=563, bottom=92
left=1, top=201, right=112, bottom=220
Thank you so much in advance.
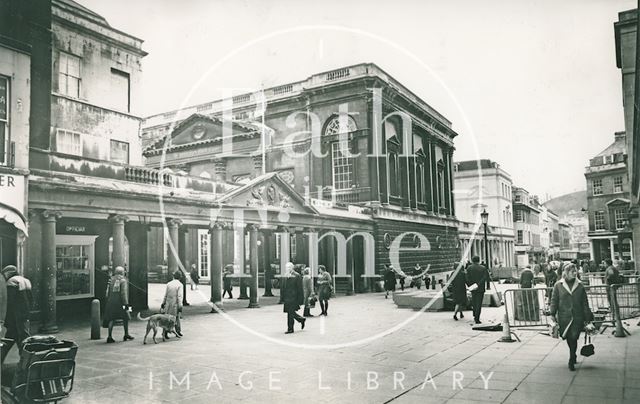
left=384, top=264, right=396, bottom=299
left=413, top=263, right=423, bottom=289
left=424, top=275, right=431, bottom=290
left=549, top=263, right=595, bottom=371
left=223, top=264, right=234, bottom=298
left=282, top=262, right=305, bottom=334
left=317, top=265, right=332, bottom=316
left=190, top=264, right=199, bottom=290
left=177, top=269, right=190, bottom=306
left=515, top=265, right=539, bottom=321
left=1, top=265, right=33, bottom=363
left=449, top=263, right=467, bottom=321
left=302, top=267, right=314, bottom=317
left=102, top=266, right=134, bottom=343
left=605, top=259, right=622, bottom=285
left=399, top=273, right=406, bottom=291
left=161, top=270, right=184, bottom=338
left=466, top=256, right=489, bottom=324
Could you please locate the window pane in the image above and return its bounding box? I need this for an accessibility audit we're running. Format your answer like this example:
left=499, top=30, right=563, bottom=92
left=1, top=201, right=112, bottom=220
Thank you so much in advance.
left=110, top=140, right=129, bottom=164
left=67, top=78, right=79, bottom=98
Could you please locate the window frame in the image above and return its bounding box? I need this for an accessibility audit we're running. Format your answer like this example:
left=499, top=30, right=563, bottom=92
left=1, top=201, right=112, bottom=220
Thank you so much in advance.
left=331, top=140, right=354, bottom=191
left=58, top=51, right=81, bottom=98
left=614, top=209, right=627, bottom=230
left=594, top=211, right=605, bottom=231
left=0, top=75, right=9, bottom=166
left=592, top=178, right=603, bottom=196
left=109, top=139, right=130, bottom=164
left=110, top=68, right=131, bottom=113
left=613, top=176, right=623, bottom=193
left=56, top=129, right=82, bottom=156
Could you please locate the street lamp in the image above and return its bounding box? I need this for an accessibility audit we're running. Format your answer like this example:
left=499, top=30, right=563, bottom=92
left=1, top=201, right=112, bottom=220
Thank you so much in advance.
left=480, top=209, right=490, bottom=269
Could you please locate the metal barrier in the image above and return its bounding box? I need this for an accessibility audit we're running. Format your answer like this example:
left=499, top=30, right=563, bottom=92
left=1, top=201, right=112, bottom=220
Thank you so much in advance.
left=503, top=287, right=552, bottom=329
left=611, top=283, right=640, bottom=321
left=503, top=285, right=616, bottom=332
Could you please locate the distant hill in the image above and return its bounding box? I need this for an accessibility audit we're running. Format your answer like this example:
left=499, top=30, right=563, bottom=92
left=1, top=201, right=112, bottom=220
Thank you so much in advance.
left=544, top=191, right=587, bottom=218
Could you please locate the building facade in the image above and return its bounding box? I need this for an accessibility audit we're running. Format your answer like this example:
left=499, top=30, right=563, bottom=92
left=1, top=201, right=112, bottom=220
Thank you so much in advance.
left=142, top=63, right=462, bottom=286
left=615, top=8, right=640, bottom=268
left=584, top=132, right=633, bottom=264
left=512, top=187, right=544, bottom=267
left=453, top=159, right=514, bottom=267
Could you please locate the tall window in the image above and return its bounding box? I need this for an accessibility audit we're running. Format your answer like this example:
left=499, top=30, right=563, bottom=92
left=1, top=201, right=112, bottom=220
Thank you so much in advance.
left=389, top=152, right=399, bottom=196
left=438, top=164, right=445, bottom=208
left=515, top=210, right=524, bottom=222
left=110, top=140, right=130, bottom=164
left=109, top=68, right=130, bottom=112
left=331, top=141, right=353, bottom=190
left=517, top=230, right=524, bottom=244
left=325, top=116, right=357, bottom=191
left=416, top=162, right=425, bottom=203
left=592, top=179, right=603, bottom=196
left=56, top=129, right=82, bottom=156
left=614, top=209, right=627, bottom=230
left=0, top=76, right=8, bottom=166
left=58, top=52, right=81, bottom=98
left=594, top=211, right=605, bottom=230
left=197, top=229, right=210, bottom=279
left=613, top=176, right=623, bottom=193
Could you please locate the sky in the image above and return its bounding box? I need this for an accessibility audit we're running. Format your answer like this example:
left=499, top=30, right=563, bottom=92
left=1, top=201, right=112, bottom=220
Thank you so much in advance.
left=80, top=0, right=636, bottom=199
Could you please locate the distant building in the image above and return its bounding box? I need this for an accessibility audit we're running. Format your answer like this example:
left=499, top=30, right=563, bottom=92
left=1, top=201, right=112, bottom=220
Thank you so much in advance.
left=453, top=159, right=514, bottom=267
left=584, top=132, right=633, bottom=263
left=614, top=8, right=640, bottom=267
left=512, top=187, right=544, bottom=267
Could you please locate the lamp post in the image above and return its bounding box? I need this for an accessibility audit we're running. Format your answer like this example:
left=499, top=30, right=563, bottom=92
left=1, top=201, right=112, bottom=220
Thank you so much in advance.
left=481, top=209, right=490, bottom=269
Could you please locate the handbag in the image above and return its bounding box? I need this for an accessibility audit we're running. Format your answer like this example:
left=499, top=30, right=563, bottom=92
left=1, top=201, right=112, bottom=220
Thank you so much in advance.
left=580, top=333, right=595, bottom=357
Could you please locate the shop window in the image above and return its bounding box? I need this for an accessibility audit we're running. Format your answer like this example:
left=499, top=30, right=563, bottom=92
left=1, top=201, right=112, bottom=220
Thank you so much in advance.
left=613, top=176, right=623, bottom=193
left=592, top=179, right=602, bottom=196
left=0, top=76, right=8, bottom=166
left=56, top=129, right=82, bottom=156
left=110, top=139, right=130, bottom=164
left=58, top=52, right=81, bottom=98
left=56, top=235, right=96, bottom=300
left=594, top=211, right=605, bottom=230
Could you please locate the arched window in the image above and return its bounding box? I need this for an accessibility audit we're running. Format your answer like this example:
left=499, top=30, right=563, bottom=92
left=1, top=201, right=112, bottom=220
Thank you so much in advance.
left=324, top=115, right=357, bottom=190
left=384, top=118, right=402, bottom=197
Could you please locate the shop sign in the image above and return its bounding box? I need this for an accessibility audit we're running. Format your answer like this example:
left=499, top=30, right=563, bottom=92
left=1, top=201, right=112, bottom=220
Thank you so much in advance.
left=0, top=174, right=25, bottom=214
left=56, top=220, right=100, bottom=235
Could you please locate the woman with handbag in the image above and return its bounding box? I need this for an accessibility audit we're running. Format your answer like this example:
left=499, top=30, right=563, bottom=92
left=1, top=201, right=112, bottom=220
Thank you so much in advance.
left=317, top=265, right=332, bottom=316
left=102, top=266, right=134, bottom=343
left=549, top=263, right=595, bottom=371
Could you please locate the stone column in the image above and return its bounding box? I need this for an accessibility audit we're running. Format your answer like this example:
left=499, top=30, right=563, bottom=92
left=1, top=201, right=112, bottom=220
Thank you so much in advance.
left=41, top=210, right=61, bottom=333
left=248, top=224, right=260, bottom=308
left=262, top=230, right=274, bottom=297
left=236, top=223, right=249, bottom=300
left=167, top=218, right=182, bottom=278
left=209, top=222, right=225, bottom=312
left=110, top=214, right=128, bottom=268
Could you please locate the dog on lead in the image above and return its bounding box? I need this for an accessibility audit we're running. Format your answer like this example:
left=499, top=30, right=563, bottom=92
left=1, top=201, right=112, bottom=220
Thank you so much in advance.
left=137, top=312, right=180, bottom=344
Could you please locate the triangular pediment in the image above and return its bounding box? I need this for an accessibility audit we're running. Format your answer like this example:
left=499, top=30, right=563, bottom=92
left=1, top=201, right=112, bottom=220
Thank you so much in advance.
left=144, top=114, right=262, bottom=154
left=606, top=198, right=630, bottom=206
left=217, top=173, right=318, bottom=214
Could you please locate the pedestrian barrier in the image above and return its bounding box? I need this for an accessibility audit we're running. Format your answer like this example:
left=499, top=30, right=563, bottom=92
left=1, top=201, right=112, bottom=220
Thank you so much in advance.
left=584, top=285, right=615, bottom=332
left=611, top=283, right=640, bottom=321
left=503, top=287, right=552, bottom=330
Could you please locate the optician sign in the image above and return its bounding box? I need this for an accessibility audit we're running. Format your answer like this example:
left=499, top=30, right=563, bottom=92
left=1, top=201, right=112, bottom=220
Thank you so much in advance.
left=0, top=174, right=26, bottom=214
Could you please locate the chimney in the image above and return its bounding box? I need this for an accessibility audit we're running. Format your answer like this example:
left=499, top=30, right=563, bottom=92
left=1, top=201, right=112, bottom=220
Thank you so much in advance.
left=614, top=131, right=626, bottom=141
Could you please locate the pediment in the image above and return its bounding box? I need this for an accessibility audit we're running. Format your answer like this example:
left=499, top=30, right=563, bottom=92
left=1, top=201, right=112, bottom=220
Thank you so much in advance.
left=217, top=173, right=318, bottom=215
left=145, top=114, right=262, bottom=154
left=606, top=198, right=630, bottom=206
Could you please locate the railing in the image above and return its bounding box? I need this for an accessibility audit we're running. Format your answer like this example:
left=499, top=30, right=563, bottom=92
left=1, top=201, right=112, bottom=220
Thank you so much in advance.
left=611, top=283, right=640, bottom=320
left=124, top=166, right=173, bottom=187
left=326, top=67, right=350, bottom=81
left=272, top=84, right=293, bottom=95
left=322, top=187, right=371, bottom=204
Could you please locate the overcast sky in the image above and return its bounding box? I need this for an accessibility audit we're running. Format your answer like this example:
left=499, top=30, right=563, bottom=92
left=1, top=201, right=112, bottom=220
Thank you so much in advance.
left=81, top=0, right=635, bottom=199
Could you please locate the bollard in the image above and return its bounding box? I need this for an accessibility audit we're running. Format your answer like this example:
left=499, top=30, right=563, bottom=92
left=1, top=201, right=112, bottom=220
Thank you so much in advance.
left=91, top=299, right=101, bottom=340
left=612, top=286, right=627, bottom=338
left=498, top=313, right=516, bottom=343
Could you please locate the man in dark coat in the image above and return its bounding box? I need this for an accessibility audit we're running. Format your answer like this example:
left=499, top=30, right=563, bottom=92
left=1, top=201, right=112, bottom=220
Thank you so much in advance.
left=282, top=262, right=306, bottom=334
left=1, top=265, right=33, bottom=363
left=466, top=256, right=489, bottom=324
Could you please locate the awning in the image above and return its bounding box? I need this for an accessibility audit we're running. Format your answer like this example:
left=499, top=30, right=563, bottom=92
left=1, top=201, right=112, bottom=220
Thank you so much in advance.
left=0, top=203, right=28, bottom=236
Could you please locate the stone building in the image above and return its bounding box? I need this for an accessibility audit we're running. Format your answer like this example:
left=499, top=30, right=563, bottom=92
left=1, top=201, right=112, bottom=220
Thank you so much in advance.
left=142, top=63, right=462, bottom=287
left=584, top=132, right=633, bottom=264
left=453, top=159, right=514, bottom=267
left=615, top=9, right=640, bottom=268
left=512, top=187, right=544, bottom=267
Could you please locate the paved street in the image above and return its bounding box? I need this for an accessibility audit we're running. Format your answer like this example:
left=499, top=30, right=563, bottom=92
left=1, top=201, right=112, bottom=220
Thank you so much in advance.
left=4, top=288, right=639, bottom=404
